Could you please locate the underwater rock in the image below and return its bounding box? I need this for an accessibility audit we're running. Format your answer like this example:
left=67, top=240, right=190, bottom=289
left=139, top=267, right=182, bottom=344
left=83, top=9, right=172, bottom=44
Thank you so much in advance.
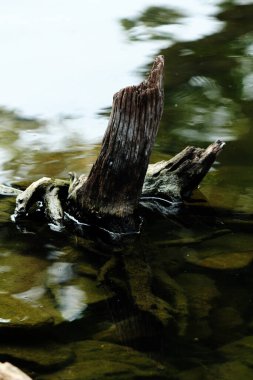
left=152, top=268, right=188, bottom=335
left=218, top=283, right=251, bottom=316
left=37, top=340, right=171, bottom=380
left=211, top=307, right=244, bottom=344
left=0, top=252, right=67, bottom=325
left=92, top=321, right=121, bottom=344
left=186, top=250, right=253, bottom=270
left=47, top=274, right=114, bottom=322
left=0, top=342, right=74, bottom=372
left=185, top=319, right=212, bottom=342
left=218, top=336, right=253, bottom=367
left=45, top=258, right=114, bottom=322
left=49, top=285, right=88, bottom=322
left=0, top=252, right=47, bottom=294
left=176, top=274, right=219, bottom=319
left=76, top=262, right=97, bottom=279
left=46, top=261, right=113, bottom=305
left=0, top=294, right=58, bottom=329
left=212, top=307, right=243, bottom=330
left=93, top=316, right=159, bottom=345
left=0, top=259, right=113, bottom=329
left=177, top=360, right=253, bottom=380
left=124, top=255, right=175, bottom=326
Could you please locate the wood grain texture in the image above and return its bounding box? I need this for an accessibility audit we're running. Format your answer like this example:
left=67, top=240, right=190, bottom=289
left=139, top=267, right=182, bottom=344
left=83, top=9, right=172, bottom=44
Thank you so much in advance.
left=69, top=56, right=164, bottom=219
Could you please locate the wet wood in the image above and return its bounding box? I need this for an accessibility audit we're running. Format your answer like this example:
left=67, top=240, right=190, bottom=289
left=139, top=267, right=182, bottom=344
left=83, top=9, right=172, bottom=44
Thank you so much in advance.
left=142, top=140, right=225, bottom=201
left=68, top=56, right=164, bottom=222
left=10, top=56, right=225, bottom=234
left=11, top=141, right=225, bottom=231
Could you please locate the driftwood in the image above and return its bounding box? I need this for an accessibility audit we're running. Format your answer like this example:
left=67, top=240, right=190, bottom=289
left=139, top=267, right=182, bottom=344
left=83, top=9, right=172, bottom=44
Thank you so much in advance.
left=2, top=55, right=224, bottom=234
left=143, top=141, right=224, bottom=200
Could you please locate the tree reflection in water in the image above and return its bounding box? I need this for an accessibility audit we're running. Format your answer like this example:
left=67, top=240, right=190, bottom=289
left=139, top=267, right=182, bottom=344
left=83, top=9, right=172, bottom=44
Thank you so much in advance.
left=122, top=1, right=253, bottom=213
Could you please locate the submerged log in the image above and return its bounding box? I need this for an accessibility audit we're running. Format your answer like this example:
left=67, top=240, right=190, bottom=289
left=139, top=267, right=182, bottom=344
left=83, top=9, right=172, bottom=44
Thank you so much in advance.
left=68, top=56, right=164, bottom=222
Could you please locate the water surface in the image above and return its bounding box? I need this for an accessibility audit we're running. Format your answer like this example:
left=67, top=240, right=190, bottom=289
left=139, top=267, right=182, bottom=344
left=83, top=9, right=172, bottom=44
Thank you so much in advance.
left=0, top=1, right=253, bottom=379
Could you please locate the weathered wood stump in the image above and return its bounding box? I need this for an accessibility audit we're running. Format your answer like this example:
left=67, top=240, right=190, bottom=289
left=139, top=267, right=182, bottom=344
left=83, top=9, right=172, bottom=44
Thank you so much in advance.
left=143, top=141, right=225, bottom=200
left=66, top=56, right=164, bottom=231
left=0, top=56, right=225, bottom=329
left=5, top=55, right=224, bottom=234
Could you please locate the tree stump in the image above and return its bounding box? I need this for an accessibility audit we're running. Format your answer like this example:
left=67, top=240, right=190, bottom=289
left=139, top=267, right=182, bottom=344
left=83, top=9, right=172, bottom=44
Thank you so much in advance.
left=10, top=56, right=225, bottom=235
left=68, top=56, right=164, bottom=228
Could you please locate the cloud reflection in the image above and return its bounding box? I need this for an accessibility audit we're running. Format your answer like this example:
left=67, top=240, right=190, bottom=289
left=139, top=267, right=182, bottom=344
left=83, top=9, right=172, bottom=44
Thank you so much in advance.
left=55, top=285, right=87, bottom=322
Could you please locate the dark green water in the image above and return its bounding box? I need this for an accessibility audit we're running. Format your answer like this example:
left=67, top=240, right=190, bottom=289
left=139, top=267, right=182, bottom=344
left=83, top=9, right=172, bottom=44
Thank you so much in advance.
left=0, top=2, right=253, bottom=379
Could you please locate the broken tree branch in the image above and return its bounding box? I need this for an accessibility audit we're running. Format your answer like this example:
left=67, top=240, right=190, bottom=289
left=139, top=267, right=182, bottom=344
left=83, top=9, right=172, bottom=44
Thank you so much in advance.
left=68, top=56, right=164, bottom=221
left=142, top=140, right=225, bottom=201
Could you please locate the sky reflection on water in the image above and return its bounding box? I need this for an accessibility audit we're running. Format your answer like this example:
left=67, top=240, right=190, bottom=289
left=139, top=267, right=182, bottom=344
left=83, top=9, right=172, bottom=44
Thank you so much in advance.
left=0, top=0, right=252, bottom=216
left=0, top=0, right=223, bottom=145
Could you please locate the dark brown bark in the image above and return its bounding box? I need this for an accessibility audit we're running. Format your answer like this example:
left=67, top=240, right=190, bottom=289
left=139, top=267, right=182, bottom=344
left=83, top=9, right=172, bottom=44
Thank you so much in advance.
left=68, top=56, right=164, bottom=219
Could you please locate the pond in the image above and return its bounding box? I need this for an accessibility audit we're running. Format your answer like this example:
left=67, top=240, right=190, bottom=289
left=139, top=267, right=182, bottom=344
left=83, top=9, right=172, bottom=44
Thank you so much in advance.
left=0, top=1, right=253, bottom=379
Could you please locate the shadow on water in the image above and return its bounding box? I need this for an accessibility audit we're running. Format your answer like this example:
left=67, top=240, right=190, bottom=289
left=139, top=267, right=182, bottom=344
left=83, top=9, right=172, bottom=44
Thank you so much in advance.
left=0, top=1, right=253, bottom=379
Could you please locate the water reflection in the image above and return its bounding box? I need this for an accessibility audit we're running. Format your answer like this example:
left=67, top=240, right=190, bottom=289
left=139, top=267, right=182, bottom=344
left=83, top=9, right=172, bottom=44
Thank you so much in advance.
left=121, top=6, right=184, bottom=42
left=135, top=2, right=253, bottom=213
left=0, top=107, right=101, bottom=183
left=0, top=1, right=252, bottom=379
left=0, top=0, right=227, bottom=186
left=55, top=285, right=87, bottom=322
left=13, top=286, right=46, bottom=303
